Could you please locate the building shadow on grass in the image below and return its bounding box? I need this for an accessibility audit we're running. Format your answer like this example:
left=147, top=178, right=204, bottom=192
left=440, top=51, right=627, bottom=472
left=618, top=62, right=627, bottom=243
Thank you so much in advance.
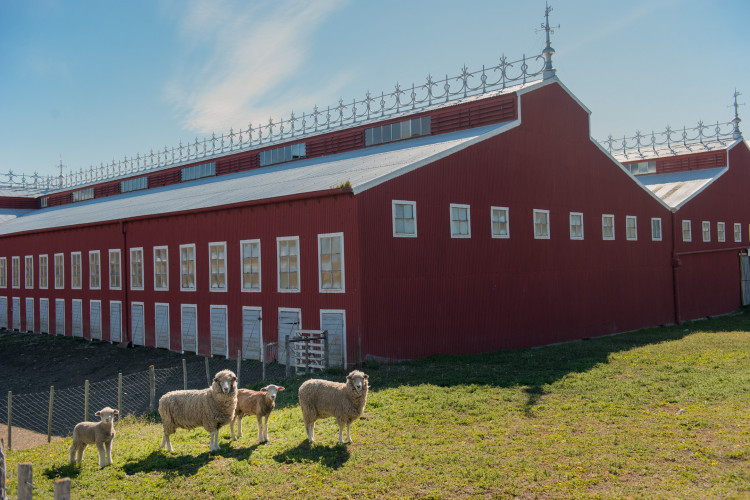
left=273, top=440, right=350, bottom=469
left=120, top=443, right=262, bottom=477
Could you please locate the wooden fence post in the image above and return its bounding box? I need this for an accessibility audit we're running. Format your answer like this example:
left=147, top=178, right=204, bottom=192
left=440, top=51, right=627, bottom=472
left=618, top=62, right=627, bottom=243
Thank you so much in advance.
left=6, top=391, right=11, bottom=451
left=182, top=359, right=187, bottom=390
left=205, top=358, right=210, bottom=387
left=117, top=372, right=122, bottom=416
left=54, top=478, right=71, bottom=500
left=47, top=386, right=54, bottom=443
left=17, top=463, right=32, bottom=500
left=148, top=365, right=155, bottom=412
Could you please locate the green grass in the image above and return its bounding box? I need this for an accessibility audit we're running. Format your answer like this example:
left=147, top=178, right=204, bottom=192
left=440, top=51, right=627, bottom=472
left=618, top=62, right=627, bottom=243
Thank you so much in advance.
left=5, top=312, right=750, bottom=499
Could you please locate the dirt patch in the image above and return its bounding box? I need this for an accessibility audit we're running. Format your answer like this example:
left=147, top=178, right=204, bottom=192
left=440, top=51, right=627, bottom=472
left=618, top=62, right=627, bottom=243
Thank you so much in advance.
left=0, top=424, right=63, bottom=450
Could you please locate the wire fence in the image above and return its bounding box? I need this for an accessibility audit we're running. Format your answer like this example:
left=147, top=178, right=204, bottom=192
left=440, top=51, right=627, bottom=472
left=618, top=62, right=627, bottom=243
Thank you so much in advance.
left=0, top=356, right=286, bottom=441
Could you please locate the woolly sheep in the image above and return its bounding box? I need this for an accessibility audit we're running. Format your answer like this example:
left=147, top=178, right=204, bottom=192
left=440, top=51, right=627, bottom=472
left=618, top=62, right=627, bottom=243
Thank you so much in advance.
left=230, top=384, right=285, bottom=444
left=69, top=406, right=119, bottom=467
left=158, top=369, right=238, bottom=452
left=298, top=370, right=369, bottom=444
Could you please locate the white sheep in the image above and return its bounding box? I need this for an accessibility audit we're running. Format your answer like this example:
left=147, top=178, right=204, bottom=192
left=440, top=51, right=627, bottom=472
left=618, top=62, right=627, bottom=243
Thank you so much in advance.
left=230, top=384, right=285, bottom=444
left=158, top=369, right=237, bottom=452
left=69, top=406, right=119, bottom=467
left=298, top=370, right=369, bottom=444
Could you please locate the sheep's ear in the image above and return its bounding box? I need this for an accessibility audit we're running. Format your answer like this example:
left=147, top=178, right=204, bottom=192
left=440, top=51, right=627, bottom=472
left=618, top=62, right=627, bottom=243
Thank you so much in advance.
left=95, top=411, right=101, bottom=416
left=113, top=410, right=119, bottom=414
left=278, top=386, right=285, bottom=391
left=364, top=374, right=369, bottom=380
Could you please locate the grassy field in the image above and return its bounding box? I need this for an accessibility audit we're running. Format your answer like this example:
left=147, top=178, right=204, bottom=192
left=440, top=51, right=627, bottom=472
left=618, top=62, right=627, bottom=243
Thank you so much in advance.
left=4, top=312, right=750, bottom=499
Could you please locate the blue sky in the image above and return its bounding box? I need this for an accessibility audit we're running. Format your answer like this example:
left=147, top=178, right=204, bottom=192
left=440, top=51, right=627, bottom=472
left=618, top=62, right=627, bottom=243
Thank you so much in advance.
left=1, top=0, right=747, bottom=180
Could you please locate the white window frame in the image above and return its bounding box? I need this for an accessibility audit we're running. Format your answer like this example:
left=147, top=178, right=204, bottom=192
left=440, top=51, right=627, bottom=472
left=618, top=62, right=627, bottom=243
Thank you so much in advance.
left=392, top=200, right=417, bottom=238
left=682, top=220, right=692, bottom=242
left=24, top=255, right=33, bottom=289
left=318, top=232, right=345, bottom=293
left=651, top=218, right=662, bottom=241
left=0, top=257, right=6, bottom=288
left=569, top=212, right=584, bottom=240
left=717, top=222, right=726, bottom=242
left=154, top=246, right=169, bottom=291
left=240, top=239, right=261, bottom=292
left=702, top=221, right=711, bottom=243
left=533, top=209, right=550, bottom=240
left=734, top=223, right=742, bottom=243
left=39, top=254, right=48, bottom=289
left=109, top=249, right=121, bottom=290
left=179, top=244, right=196, bottom=292
left=130, top=247, right=144, bottom=290
left=11, top=256, right=20, bottom=289
left=449, top=203, right=471, bottom=238
left=625, top=216, right=637, bottom=241
left=89, top=250, right=101, bottom=290
left=277, top=236, right=300, bottom=293
left=208, top=242, right=227, bottom=292
left=54, top=253, right=65, bottom=289
left=71, top=252, right=82, bottom=289
left=490, top=206, right=510, bottom=239
left=602, top=214, right=615, bottom=241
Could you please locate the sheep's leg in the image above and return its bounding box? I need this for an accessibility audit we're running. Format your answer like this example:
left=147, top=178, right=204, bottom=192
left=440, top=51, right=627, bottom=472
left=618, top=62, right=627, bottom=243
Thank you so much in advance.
left=69, top=442, right=76, bottom=464
left=105, top=440, right=113, bottom=465
left=96, top=442, right=106, bottom=468
left=337, top=422, right=344, bottom=444
left=263, top=415, right=269, bottom=443
left=161, top=432, right=173, bottom=452
left=305, top=420, right=316, bottom=444
left=209, top=430, right=218, bottom=451
left=230, top=416, right=237, bottom=441
left=237, top=415, right=243, bottom=438
left=256, top=415, right=264, bottom=443
left=346, top=422, right=353, bottom=444
left=76, top=444, right=85, bottom=464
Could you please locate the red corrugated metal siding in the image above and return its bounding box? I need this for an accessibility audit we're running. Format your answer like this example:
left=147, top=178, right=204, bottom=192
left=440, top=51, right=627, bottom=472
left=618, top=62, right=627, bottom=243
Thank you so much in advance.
left=656, top=150, right=727, bottom=174
left=356, top=82, right=675, bottom=360
left=431, top=93, right=516, bottom=134
left=217, top=152, right=258, bottom=175
left=0, top=197, right=37, bottom=209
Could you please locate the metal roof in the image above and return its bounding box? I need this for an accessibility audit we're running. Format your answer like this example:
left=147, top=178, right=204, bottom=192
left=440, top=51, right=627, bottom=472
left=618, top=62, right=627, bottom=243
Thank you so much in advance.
left=611, top=138, right=735, bottom=163
left=0, top=122, right=513, bottom=235
left=636, top=166, right=728, bottom=210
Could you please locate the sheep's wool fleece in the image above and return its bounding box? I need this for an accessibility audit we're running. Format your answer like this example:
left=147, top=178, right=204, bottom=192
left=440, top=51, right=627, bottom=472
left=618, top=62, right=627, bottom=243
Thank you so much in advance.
left=236, top=389, right=274, bottom=417
left=159, top=370, right=237, bottom=433
left=298, top=370, right=369, bottom=423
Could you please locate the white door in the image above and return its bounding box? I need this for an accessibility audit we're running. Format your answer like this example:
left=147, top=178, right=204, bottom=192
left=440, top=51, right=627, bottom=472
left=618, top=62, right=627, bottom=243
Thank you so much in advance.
left=131, top=302, right=145, bottom=345
left=72, top=299, right=83, bottom=337
left=110, top=301, right=122, bottom=343
left=25, top=297, right=34, bottom=332
left=12, top=297, right=20, bottom=331
left=210, top=305, right=228, bottom=357
left=741, top=254, right=750, bottom=306
left=55, top=299, right=65, bottom=335
left=90, top=300, right=102, bottom=340
left=321, top=310, right=346, bottom=368
left=40, top=298, right=49, bottom=334
left=242, top=307, right=262, bottom=360
left=155, top=303, right=170, bottom=349
left=0, top=296, right=7, bottom=329
left=278, top=308, right=300, bottom=365
left=181, top=305, right=198, bottom=354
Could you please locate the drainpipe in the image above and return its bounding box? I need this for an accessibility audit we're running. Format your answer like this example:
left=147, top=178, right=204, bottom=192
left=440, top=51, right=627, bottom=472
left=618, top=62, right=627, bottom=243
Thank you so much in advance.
left=121, top=221, right=131, bottom=346
left=670, top=210, right=682, bottom=325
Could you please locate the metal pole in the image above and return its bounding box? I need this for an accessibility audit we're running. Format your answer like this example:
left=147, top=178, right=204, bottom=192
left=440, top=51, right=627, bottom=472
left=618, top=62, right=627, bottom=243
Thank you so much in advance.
left=182, top=359, right=187, bottom=390
left=6, top=392, right=11, bottom=451
left=84, top=380, right=89, bottom=421
left=149, top=365, right=155, bottom=412
left=47, top=386, right=54, bottom=443
left=118, top=372, right=122, bottom=416
left=17, top=463, right=32, bottom=500
left=205, top=357, right=210, bottom=387
left=54, top=478, right=71, bottom=500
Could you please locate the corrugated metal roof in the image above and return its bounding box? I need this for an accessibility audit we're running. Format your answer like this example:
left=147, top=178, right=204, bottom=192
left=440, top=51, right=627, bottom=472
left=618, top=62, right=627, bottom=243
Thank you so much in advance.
left=0, top=122, right=512, bottom=235
left=611, top=139, right=735, bottom=163
left=0, top=209, right=34, bottom=224
left=636, top=166, right=728, bottom=209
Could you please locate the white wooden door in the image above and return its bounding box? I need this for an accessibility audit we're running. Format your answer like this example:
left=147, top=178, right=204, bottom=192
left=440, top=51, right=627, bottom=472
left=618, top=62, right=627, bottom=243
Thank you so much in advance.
left=320, top=310, right=346, bottom=368
left=242, top=307, right=262, bottom=360
left=181, top=304, right=198, bottom=354
left=0, top=296, right=7, bottom=329
left=110, top=301, right=122, bottom=343
left=72, top=299, right=83, bottom=337
left=90, top=300, right=102, bottom=340
left=39, top=298, right=49, bottom=334
left=55, top=299, right=65, bottom=335
left=25, top=297, right=34, bottom=332
left=12, top=297, right=20, bottom=331
left=155, top=303, right=170, bottom=349
left=131, top=302, right=145, bottom=345
left=278, top=308, right=300, bottom=365
left=210, top=306, right=228, bottom=357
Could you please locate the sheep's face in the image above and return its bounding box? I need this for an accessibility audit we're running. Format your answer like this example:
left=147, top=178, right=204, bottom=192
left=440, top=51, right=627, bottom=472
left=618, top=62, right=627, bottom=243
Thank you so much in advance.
left=347, top=371, right=369, bottom=393
left=214, top=370, right=238, bottom=395
left=262, top=385, right=285, bottom=401
left=95, top=407, right=119, bottom=423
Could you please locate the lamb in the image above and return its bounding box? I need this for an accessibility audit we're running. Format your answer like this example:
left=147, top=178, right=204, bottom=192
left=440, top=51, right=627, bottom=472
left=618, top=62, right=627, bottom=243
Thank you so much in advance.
left=298, top=370, right=369, bottom=444
left=69, top=406, right=119, bottom=467
left=158, top=369, right=237, bottom=452
left=230, top=384, right=285, bottom=444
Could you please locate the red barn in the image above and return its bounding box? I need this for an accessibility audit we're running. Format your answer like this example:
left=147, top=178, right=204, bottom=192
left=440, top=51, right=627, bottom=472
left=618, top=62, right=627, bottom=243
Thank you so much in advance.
left=0, top=49, right=747, bottom=366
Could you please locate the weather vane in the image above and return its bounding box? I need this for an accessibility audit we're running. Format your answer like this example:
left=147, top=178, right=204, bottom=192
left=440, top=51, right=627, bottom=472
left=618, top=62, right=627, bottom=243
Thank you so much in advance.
left=536, top=2, right=559, bottom=80
left=731, top=89, right=744, bottom=139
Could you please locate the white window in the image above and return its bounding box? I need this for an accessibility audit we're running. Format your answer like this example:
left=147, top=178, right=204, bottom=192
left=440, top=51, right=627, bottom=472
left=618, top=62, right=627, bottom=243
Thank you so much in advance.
left=393, top=200, right=417, bottom=237
left=602, top=215, right=615, bottom=241
left=734, top=223, right=742, bottom=243
left=11, top=256, right=20, bottom=288
left=24, top=256, right=33, bottom=289
left=651, top=218, right=662, bottom=241
left=717, top=222, right=726, bottom=242
left=71, top=252, right=82, bottom=289
left=318, top=233, right=344, bottom=292
left=240, top=240, right=261, bottom=292
left=154, top=246, right=169, bottom=291
left=569, top=212, right=584, bottom=240
left=682, top=220, right=692, bottom=242
left=277, top=237, right=300, bottom=292
left=130, top=247, right=144, bottom=290
left=209, top=242, right=227, bottom=292
left=54, top=253, right=65, bottom=289
left=491, top=207, right=509, bottom=238
left=626, top=216, right=637, bottom=241
left=533, top=209, right=550, bottom=239
left=109, top=249, right=121, bottom=290
left=450, top=204, right=471, bottom=238
left=180, top=244, right=196, bottom=291
left=39, top=255, right=48, bottom=289
left=0, top=257, right=6, bottom=288
left=702, top=221, right=711, bottom=243
left=89, top=251, right=101, bottom=290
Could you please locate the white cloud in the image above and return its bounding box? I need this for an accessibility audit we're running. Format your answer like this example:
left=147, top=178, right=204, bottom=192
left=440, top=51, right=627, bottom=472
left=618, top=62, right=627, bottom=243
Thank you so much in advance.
left=166, top=0, right=350, bottom=136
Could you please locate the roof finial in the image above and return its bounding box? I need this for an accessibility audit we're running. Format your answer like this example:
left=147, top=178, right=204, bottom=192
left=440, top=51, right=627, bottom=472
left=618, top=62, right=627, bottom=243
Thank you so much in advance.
left=58, top=156, right=65, bottom=188
left=540, top=2, right=559, bottom=80
left=731, top=88, right=744, bottom=140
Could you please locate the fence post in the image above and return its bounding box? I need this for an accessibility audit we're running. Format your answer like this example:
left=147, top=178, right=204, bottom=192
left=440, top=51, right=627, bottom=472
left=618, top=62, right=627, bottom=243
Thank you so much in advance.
left=17, top=463, right=32, bottom=500
left=47, top=386, right=54, bottom=444
left=205, top=358, right=210, bottom=387
left=117, top=372, right=122, bottom=416
left=54, top=478, right=71, bottom=500
left=236, top=350, right=241, bottom=388
left=149, top=365, right=155, bottom=412
left=285, top=337, right=290, bottom=379
left=0, top=438, right=6, bottom=500
left=6, top=391, right=11, bottom=451
left=84, top=380, right=89, bottom=421
left=182, top=359, right=187, bottom=390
